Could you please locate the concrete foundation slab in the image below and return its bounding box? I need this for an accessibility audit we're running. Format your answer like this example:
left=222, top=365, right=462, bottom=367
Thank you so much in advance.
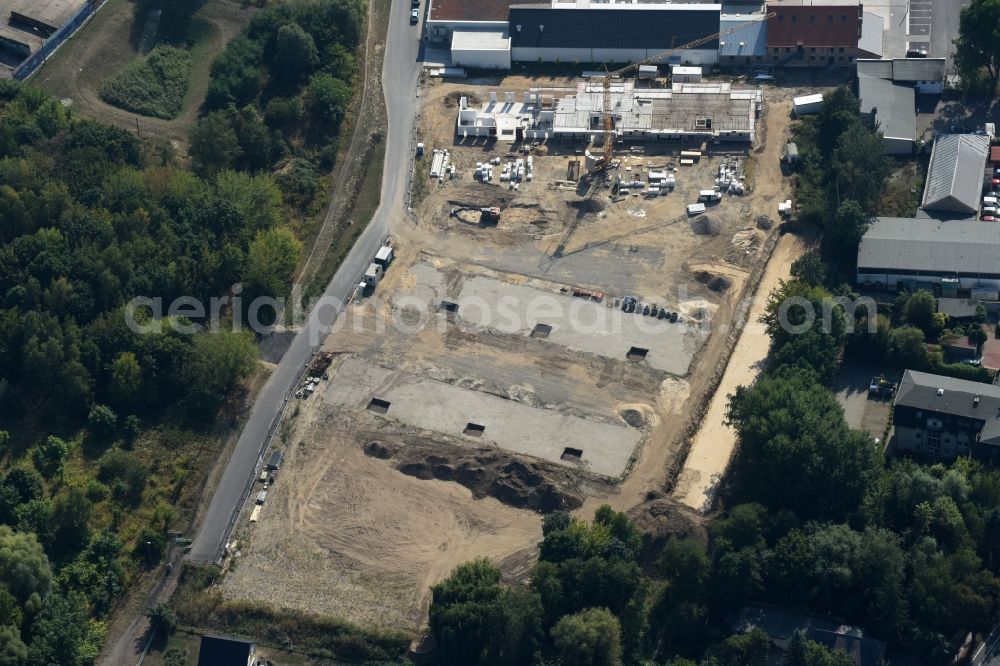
left=325, top=356, right=641, bottom=477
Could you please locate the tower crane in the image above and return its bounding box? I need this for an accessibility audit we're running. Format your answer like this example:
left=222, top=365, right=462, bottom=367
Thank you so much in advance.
left=596, top=13, right=775, bottom=169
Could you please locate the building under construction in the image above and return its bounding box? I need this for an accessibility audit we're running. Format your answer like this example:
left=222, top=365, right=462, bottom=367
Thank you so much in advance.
left=456, top=80, right=762, bottom=145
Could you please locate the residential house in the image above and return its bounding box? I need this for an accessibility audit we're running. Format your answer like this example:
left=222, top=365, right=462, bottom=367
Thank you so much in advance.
left=893, top=369, right=1000, bottom=461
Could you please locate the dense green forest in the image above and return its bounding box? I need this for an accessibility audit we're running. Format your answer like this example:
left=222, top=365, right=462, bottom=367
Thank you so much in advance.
left=0, top=79, right=275, bottom=664
left=0, top=0, right=366, bottom=661
left=426, top=87, right=1000, bottom=665
left=191, top=0, right=363, bottom=181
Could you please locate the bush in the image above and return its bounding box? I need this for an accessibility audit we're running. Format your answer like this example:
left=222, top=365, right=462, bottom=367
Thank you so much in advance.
left=132, top=527, right=166, bottom=566
left=97, top=449, right=148, bottom=506
left=99, top=46, right=192, bottom=120
left=264, top=97, right=304, bottom=129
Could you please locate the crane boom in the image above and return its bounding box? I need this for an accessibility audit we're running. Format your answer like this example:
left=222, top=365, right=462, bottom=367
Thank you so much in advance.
left=599, top=13, right=775, bottom=167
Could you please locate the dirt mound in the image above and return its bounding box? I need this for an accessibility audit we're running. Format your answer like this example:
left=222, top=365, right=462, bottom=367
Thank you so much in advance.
left=691, top=214, right=722, bottom=236
left=363, top=441, right=397, bottom=459
left=365, top=441, right=584, bottom=513
left=627, top=492, right=708, bottom=563
left=755, top=215, right=773, bottom=230
left=619, top=409, right=645, bottom=428
left=707, top=276, right=732, bottom=292
left=568, top=198, right=606, bottom=215
left=693, top=271, right=731, bottom=292
left=443, top=91, right=480, bottom=108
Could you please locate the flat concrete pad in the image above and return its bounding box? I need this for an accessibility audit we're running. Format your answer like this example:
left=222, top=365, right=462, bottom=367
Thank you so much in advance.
left=325, top=356, right=641, bottom=477
left=392, top=263, right=705, bottom=375
left=456, top=276, right=701, bottom=374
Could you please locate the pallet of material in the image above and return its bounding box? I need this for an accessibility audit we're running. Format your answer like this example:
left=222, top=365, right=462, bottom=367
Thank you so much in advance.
left=680, top=158, right=695, bottom=166
left=249, top=505, right=262, bottom=523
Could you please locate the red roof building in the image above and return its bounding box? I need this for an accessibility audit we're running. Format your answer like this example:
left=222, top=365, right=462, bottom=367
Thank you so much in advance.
left=765, top=4, right=880, bottom=65
left=429, top=0, right=525, bottom=22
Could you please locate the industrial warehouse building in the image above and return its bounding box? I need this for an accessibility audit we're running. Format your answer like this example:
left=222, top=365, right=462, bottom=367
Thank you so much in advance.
left=857, top=76, right=916, bottom=155
left=451, top=30, right=511, bottom=69
left=718, top=13, right=768, bottom=65
left=857, top=58, right=946, bottom=154
left=856, top=217, right=1000, bottom=291
left=427, top=0, right=722, bottom=68
left=427, top=1, right=888, bottom=71
left=508, top=2, right=721, bottom=65
left=0, top=0, right=88, bottom=64
left=921, top=134, right=991, bottom=215
left=456, top=82, right=761, bottom=144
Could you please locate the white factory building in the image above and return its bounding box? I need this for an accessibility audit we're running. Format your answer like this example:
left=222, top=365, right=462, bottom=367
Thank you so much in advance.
left=456, top=81, right=762, bottom=144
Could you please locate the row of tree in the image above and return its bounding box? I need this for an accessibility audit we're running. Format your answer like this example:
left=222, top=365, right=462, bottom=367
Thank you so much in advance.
left=428, top=505, right=871, bottom=666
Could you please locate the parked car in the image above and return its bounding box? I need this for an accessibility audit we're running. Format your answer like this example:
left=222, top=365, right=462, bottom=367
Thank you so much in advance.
left=964, top=358, right=983, bottom=366
left=410, top=8, right=419, bottom=22
left=982, top=215, right=996, bottom=222
left=906, top=48, right=928, bottom=58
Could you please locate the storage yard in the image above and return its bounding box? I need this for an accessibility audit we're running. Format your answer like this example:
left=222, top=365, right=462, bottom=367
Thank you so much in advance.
left=221, top=74, right=802, bottom=629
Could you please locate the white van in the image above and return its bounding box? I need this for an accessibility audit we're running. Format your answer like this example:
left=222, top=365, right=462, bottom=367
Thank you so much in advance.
left=687, top=203, right=706, bottom=216
left=984, top=196, right=998, bottom=206
left=699, top=189, right=722, bottom=202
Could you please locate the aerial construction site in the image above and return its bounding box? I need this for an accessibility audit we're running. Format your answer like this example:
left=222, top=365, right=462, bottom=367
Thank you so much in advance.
left=219, top=69, right=811, bottom=630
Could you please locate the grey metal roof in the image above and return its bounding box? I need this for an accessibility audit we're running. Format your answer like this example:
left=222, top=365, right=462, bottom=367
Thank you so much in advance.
left=856, top=59, right=892, bottom=78
left=857, top=217, right=1000, bottom=275
left=508, top=5, right=722, bottom=50
left=892, top=57, right=945, bottom=82
left=719, top=14, right=767, bottom=57
left=858, top=11, right=884, bottom=57
left=937, top=298, right=980, bottom=318
left=858, top=75, right=914, bottom=140
left=922, top=134, right=991, bottom=214
left=896, top=370, right=1000, bottom=445
left=857, top=57, right=946, bottom=83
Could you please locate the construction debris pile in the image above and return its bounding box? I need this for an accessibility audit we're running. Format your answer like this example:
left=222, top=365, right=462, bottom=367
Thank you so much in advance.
left=714, top=158, right=746, bottom=195
left=476, top=156, right=534, bottom=188
left=430, top=149, right=455, bottom=181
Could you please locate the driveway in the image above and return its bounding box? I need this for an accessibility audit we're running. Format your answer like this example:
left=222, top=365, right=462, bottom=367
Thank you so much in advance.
left=832, top=363, right=894, bottom=442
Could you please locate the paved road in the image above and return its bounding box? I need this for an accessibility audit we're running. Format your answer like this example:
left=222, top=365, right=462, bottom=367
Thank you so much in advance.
left=973, top=623, right=1000, bottom=666
left=930, top=0, right=968, bottom=69
left=189, top=0, right=423, bottom=563
left=896, top=0, right=968, bottom=65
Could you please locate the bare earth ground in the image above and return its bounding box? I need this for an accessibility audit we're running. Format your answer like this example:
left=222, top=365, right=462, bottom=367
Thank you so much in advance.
left=671, top=232, right=809, bottom=512
left=33, top=0, right=253, bottom=154
left=219, top=79, right=816, bottom=631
